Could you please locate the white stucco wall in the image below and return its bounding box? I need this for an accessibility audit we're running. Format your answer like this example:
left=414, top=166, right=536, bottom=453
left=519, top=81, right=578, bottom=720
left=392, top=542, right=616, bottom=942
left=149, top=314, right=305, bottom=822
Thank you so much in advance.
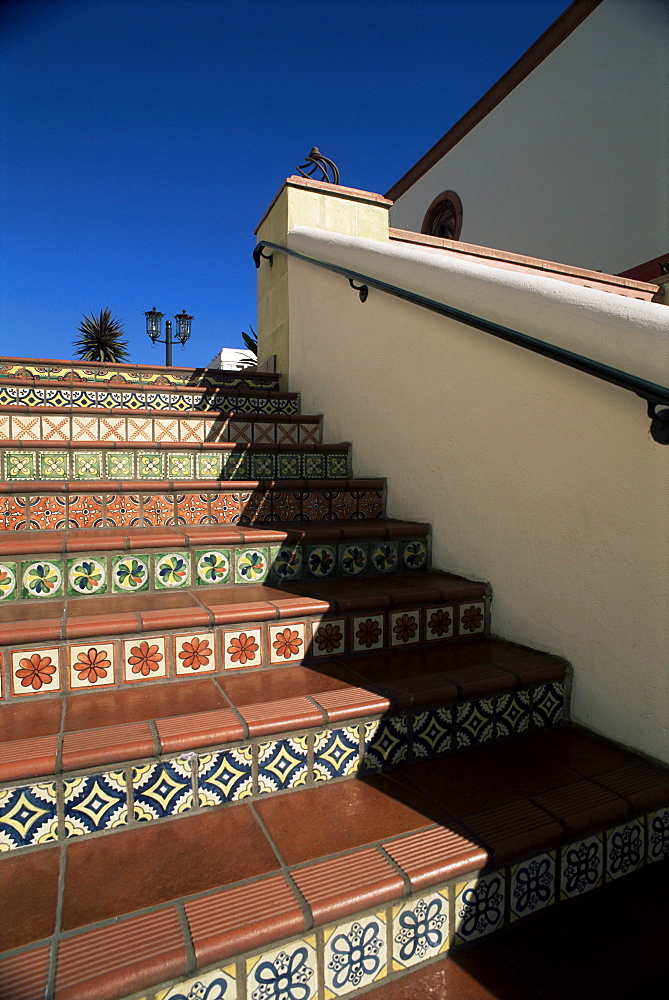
left=391, top=0, right=669, bottom=275
left=284, top=227, right=669, bottom=764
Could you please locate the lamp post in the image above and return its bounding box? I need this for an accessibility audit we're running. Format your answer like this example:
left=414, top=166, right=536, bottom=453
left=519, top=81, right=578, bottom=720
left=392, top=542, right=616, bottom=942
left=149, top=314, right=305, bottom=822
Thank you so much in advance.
left=144, top=308, right=193, bottom=366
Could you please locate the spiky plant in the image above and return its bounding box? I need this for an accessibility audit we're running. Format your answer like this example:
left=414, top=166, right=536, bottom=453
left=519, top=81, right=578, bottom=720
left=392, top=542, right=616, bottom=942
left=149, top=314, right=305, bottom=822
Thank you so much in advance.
left=236, top=324, right=258, bottom=369
left=74, top=309, right=130, bottom=363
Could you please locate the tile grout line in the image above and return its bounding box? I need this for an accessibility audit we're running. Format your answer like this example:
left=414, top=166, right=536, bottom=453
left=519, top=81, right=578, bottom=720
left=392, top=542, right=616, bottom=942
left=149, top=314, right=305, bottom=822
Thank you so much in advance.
left=45, top=842, right=68, bottom=999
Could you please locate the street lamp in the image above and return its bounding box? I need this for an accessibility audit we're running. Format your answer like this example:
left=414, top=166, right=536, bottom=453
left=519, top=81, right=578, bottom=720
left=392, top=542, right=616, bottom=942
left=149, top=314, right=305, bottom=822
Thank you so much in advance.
left=144, top=308, right=193, bottom=366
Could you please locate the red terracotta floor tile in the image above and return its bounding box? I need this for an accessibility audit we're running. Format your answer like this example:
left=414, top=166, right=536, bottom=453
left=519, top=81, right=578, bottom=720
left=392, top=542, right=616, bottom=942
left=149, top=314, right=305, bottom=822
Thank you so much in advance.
left=256, top=771, right=450, bottom=866
left=520, top=725, right=639, bottom=775
left=0, top=601, right=64, bottom=622
left=0, top=846, right=60, bottom=950
left=291, top=846, right=404, bottom=924
left=219, top=663, right=357, bottom=707
left=0, top=697, right=62, bottom=742
left=383, top=824, right=488, bottom=890
left=360, top=950, right=542, bottom=1000
left=63, top=678, right=228, bottom=730
left=61, top=804, right=279, bottom=929
left=0, top=947, right=51, bottom=1000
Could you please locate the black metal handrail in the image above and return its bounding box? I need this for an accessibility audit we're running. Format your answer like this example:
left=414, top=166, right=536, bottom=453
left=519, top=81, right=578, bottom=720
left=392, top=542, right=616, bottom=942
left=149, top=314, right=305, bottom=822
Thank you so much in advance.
left=254, top=239, right=669, bottom=443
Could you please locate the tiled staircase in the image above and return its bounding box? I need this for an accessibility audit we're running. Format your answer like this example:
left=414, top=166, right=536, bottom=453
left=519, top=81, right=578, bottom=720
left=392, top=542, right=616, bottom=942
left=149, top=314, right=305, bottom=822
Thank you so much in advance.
left=0, top=356, right=667, bottom=1000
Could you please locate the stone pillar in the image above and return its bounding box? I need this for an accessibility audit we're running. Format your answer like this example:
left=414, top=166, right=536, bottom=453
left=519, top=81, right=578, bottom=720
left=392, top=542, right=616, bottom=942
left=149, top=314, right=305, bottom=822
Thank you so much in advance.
left=254, top=176, right=391, bottom=388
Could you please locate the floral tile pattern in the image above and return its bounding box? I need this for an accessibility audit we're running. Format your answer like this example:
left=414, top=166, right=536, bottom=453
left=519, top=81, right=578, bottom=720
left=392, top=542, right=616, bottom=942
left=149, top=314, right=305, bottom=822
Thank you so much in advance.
left=0, top=561, right=18, bottom=602
left=402, top=540, right=427, bottom=570
left=510, top=852, right=555, bottom=921
left=454, top=873, right=505, bottom=944
left=5, top=451, right=36, bottom=480
left=22, top=559, right=63, bottom=599
left=28, top=494, right=68, bottom=530
left=123, top=636, right=167, bottom=682
left=324, top=914, right=387, bottom=997
left=269, top=623, right=305, bottom=664
left=41, top=452, right=69, bottom=480
left=496, top=690, right=531, bottom=736
left=257, top=738, right=309, bottom=794
left=63, top=770, right=128, bottom=837
left=531, top=681, right=565, bottom=727
left=155, top=551, right=191, bottom=589
left=67, top=493, right=105, bottom=528
left=392, top=890, right=449, bottom=971
left=306, top=545, right=336, bottom=578
left=371, top=542, right=398, bottom=574
left=560, top=833, right=604, bottom=899
left=223, top=628, right=263, bottom=670
left=313, top=727, right=360, bottom=780
left=362, top=717, right=408, bottom=770
left=197, top=748, right=254, bottom=805
left=647, top=807, right=669, bottom=864
left=156, top=965, right=237, bottom=1000
left=69, top=642, right=115, bottom=689
left=174, top=633, right=216, bottom=675
left=425, top=606, right=454, bottom=641
left=413, top=708, right=453, bottom=758
left=456, top=698, right=496, bottom=747
left=0, top=782, right=58, bottom=850
left=272, top=545, right=302, bottom=581
left=352, top=615, right=384, bottom=653
left=339, top=543, right=367, bottom=577
left=312, top=619, right=346, bottom=657
left=458, top=602, right=486, bottom=636
left=606, top=819, right=644, bottom=881
left=112, top=554, right=150, bottom=593
left=11, top=647, right=60, bottom=696
left=247, top=937, right=317, bottom=1000
left=235, top=547, right=270, bottom=584
left=390, top=611, right=420, bottom=647
left=133, top=760, right=194, bottom=821
left=67, top=557, right=107, bottom=596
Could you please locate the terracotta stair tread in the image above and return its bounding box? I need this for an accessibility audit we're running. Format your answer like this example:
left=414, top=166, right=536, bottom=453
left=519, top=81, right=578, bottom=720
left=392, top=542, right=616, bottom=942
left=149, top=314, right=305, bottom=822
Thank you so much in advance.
left=0, top=641, right=567, bottom=778
left=1, top=726, right=664, bottom=1000
left=1, top=438, right=348, bottom=452
left=0, top=476, right=383, bottom=492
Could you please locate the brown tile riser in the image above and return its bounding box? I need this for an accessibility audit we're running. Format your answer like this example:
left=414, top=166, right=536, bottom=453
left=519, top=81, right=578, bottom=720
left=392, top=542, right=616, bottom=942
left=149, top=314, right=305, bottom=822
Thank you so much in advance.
left=0, top=533, right=429, bottom=606
left=0, top=600, right=489, bottom=703
left=0, top=482, right=385, bottom=530
left=0, top=408, right=322, bottom=444
left=0, top=681, right=564, bottom=851
left=0, top=809, right=662, bottom=1000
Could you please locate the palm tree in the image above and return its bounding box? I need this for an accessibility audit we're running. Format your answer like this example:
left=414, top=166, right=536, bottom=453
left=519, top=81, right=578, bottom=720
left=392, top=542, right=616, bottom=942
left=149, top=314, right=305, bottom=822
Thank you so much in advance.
left=237, top=325, right=258, bottom=368
left=74, top=309, right=130, bottom=362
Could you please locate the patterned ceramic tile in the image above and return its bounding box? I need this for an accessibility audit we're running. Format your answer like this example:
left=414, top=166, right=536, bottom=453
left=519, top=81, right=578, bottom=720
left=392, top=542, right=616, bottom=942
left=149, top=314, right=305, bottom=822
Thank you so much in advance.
left=454, top=872, right=505, bottom=944
left=371, top=542, right=398, bottom=574
left=606, top=819, right=644, bottom=880
left=127, top=417, right=153, bottom=442
left=155, top=965, right=237, bottom=1000
left=402, top=539, right=428, bottom=570
left=257, top=738, right=309, bottom=793
left=271, top=545, right=303, bottom=581
left=392, top=890, right=449, bottom=971
left=133, top=759, right=194, bottom=821
left=253, top=422, right=275, bottom=444
left=424, top=606, right=454, bottom=641
left=123, top=636, right=167, bottom=682
left=112, top=554, right=150, bottom=593
left=11, top=647, right=61, bottom=696
left=390, top=610, right=420, bottom=647
left=223, top=628, right=262, bottom=670
left=40, top=451, right=69, bottom=480
left=73, top=451, right=103, bottom=479
left=230, top=420, right=253, bottom=443
left=327, top=454, right=349, bottom=479
left=196, top=549, right=231, bottom=585
left=99, top=416, right=125, bottom=441
left=138, top=452, right=164, bottom=478
left=362, top=717, right=408, bottom=769
left=270, top=490, right=303, bottom=521
left=180, top=418, right=205, bottom=443
left=69, top=642, right=116, bottom=689
left=63, top=770, right=128, bottom=837
left=276, top=423, right=299, bottom=444
left=106, top=452, right=135, bottom=478
left=22, top=559, right=64, bottom=599
left=142, top=494, right=175, bottom=526
left=313, top=727, right=360, bottom=780
left=5, top=451, right=37, bottom=479
left=300, top=491, right=330, bottom=520
left=339, top=543, right=367, bottom=577
left=11, top=414, right=41, bottom=440
left=647, top=807, right=669, bottom=864
left=105, top=493, right=142, bottom=527
left=560, top=834, right=604, bottom=899
left=299, top=423, right=320, bottom=445
left=42, top=414, right=71, bottom=440
left=0, top=561, right=18, bottom=601
left=235, top=547, right=270, bottom=584
left=167, top=453, right=194, bottom=479
left=277, top=454, right=301, bottom=479
left=510, top=852, right=555, bottom=921
left=531, top=680, right=565, bottom=727
left=208, top=491, right=242, bottom=523
left=154, top=418, right=180, bottom=442
left=496, top=689, right=531, bottom=736
left=67, top=556, right=107, bottom=596
left=303, top=454, right=326, bottom=478
left=312, top=619, right=346, bottom=657
left=251, top=453, right=276, bottom=479
left=0, top=495, right=29, bottom=531
left=456, top=698, right=496, bottom=747
left=155, top=551, right=191, bottom=589
left=269, top=623, right=305, bottom=664
left=324, top=914, right=387, bottom=997
left=306, top=545, right=336, bottom=578
left=197, top=748, right=254, bottom=805
left=173, top=492, right=210, bottom=525
left=224, top=452, right=249, bottom=480
left=352, top=615, right=384, bottom=653
left=28, top=494, right=68, bottom=530
left=67, top=494, right=105, bottom=528
left=174, top=633, right=216, bottom=675
left=412, top=707, right=453, bottom=757
left=0, top=782, right=59, bottom=851
left=458, top=602, right=486, bottom=636
left=197, top=453, right=223, bottom=478
left=247, top=937, right=317, bottom=1000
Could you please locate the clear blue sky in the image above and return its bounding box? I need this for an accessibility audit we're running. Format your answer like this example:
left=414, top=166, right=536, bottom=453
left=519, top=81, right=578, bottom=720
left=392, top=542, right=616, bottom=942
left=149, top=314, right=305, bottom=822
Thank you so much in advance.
left=1, top=0, right=571, bottom=369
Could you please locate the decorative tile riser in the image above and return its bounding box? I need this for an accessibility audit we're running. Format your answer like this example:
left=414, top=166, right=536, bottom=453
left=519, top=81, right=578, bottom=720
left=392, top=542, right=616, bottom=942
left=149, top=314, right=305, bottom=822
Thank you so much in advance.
left=0, top=359, right=281, bottom=390
left=0, top=536, right=428, bottom=604
left=0, top=410, right=321, bottom=444
left=0, top=484, right=385, bottom=531
left=0, top=599, right=488, bottom=700
left=1, top=448, right=349, bottom=483
left=0, top=681, right=564, bottom=851
left=0, top=383, right=296, bottom=414
left=4, top=810, right=664, bottom=1000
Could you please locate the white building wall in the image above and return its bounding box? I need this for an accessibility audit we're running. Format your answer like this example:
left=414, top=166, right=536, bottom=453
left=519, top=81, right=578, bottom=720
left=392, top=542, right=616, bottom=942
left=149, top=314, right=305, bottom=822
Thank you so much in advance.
left=391, top=0, right=668, bottom=274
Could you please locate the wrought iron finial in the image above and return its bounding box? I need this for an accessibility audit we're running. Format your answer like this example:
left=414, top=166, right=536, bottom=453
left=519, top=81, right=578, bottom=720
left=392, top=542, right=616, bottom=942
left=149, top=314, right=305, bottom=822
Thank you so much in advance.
left=297, top=147, right=340, bottom=185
